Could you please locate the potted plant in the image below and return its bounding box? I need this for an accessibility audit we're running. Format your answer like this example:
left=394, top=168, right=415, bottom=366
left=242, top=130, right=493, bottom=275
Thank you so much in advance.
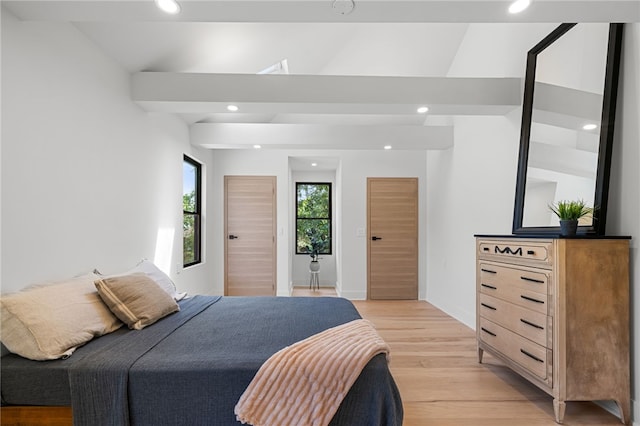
left=309, top=248, right=320, bottom=271
left=306, top=229, right=325, bottom=272
left=548, top=199, right=593, bottom=236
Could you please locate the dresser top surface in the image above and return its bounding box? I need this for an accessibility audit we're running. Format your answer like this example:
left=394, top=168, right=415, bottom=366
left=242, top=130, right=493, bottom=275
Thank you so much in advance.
left=474, top=234, right=631, bottom=240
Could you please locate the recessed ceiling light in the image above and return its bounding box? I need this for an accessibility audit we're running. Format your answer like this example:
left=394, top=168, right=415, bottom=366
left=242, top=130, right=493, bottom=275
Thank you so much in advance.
left=311, top=163, right=318, bottom=167
left=384, top=145, right=392, bottom=150
left=227, top=105, right=239, bottom=112
left=155, top=0, right=181, bottom=14
left=508, top=0, right=531, bottom=14
left=253, top=144, right=261, bottom=149
left=417, top=106, right=429, bottom=114
left=583, top=123, right=598, bottom=130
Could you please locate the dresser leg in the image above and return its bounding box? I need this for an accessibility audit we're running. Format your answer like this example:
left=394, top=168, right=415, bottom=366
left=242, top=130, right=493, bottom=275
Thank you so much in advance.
left=478, top=347, right=484, bottom=363
left=614, top=399, right=630, bottom=425
left=553, top=399, right=565, bottom=424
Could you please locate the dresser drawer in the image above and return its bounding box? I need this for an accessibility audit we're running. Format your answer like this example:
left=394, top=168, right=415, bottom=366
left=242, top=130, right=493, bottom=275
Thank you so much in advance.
left=479, top=317, right=552, bottom=384
left=479, top=293, right=552, bottom=348
left=478, top=240, right=552, bottom=266
left=478, top=262, right=550, bottom=315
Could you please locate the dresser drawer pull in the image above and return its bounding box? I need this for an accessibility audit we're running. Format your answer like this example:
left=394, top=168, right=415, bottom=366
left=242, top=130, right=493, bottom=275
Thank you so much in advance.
left=481, top=327, right=496, bottom=337
left=495, top=246, right=523, bottom=256
left=521, top=295, right=545, bottom=304
left=520, top=349, right=544, bottom=363
left=481, top=284, right=497, bottom=290
left=481, top=303, right=497, bottom=311
left=520, top=318, right=544, bottom=330
left=483, top=247, right=490, bottom=252
left=527, top=250, right=535, bottom=255
left=520, top=276, right=545, bottom=284
left=481, top=268, right=497, bottom=274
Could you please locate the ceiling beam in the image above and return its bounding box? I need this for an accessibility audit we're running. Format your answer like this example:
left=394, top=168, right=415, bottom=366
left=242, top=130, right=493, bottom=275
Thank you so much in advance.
left=132, top=73, right=521, bottom=115
left=190, top=123, right=454, bottom=150
left=4, top=1, right=639, bottom=23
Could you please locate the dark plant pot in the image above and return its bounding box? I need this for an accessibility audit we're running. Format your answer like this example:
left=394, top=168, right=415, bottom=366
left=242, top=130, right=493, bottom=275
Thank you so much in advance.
left=559, top=219, right=578, bottom=236
left=309, top=260, right=320, bottom=272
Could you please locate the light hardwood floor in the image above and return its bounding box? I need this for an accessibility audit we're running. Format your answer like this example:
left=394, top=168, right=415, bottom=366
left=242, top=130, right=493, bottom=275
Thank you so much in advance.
left=293, top=288, right=626, bottom=425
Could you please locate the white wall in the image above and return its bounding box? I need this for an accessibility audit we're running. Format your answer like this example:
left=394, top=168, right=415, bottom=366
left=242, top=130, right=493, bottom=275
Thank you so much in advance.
left=0, top=10, right=216, bottom=296
left=210, top=149, right=427, bottom=299
left=426, top=115, right=520, bottom=326
left=447, top=23, right=558, bottom=78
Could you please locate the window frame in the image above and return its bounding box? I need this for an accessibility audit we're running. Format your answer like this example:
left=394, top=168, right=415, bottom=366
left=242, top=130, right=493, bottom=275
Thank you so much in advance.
left=295, top=182, right=332, bottom=256
left=183, top=155, right=202, bottom=267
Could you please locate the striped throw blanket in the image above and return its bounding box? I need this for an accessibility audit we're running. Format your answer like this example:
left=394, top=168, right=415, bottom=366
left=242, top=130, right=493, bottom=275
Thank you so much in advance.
left=234, top=319, right=390, bottom=426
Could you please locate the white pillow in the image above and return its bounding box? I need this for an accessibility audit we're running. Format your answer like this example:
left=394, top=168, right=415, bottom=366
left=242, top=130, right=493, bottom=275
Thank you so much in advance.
left=0, top=273, right=123, bottom=360
left=122, top=260, right=187, bottom=301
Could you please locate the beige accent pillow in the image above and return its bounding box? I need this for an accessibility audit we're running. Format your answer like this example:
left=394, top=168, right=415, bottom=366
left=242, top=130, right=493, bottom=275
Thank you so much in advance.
left=0, top=273, right=123, bottom=361
left=94, top=273, right=180, bottom=330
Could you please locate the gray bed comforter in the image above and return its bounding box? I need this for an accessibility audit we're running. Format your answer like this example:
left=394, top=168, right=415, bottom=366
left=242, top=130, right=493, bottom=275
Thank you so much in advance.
left=2, top=296, right=403, bottom=426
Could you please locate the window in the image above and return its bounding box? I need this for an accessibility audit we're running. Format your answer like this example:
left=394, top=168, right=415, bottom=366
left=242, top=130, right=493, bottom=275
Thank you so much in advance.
left=296, top=183, right=332, bottom=255
left=183, top=155, right=201, bottom=267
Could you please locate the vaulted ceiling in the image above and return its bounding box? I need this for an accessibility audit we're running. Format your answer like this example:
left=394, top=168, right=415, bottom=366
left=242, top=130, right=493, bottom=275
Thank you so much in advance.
left=4, top=0, right=638, bottom=151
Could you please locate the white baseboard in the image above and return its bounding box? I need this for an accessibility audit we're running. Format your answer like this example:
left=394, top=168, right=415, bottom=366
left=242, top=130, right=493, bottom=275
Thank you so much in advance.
left=633, top=398, right=638, bottom=426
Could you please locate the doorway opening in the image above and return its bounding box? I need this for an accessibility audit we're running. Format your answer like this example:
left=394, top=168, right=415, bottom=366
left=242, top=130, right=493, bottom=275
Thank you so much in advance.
left=288, top=157, right=340, bottom=294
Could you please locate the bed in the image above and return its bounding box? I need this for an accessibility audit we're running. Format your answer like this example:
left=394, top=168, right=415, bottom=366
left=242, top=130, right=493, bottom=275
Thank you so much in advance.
left=1, top=295, right=403, bottom=426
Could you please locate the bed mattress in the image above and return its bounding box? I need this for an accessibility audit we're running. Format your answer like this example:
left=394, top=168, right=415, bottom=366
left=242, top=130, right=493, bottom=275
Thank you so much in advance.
left=1, top=296, right=403, bottom=426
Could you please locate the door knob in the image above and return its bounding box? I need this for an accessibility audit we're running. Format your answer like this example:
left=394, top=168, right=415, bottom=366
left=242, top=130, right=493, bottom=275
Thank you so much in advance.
left=228, top=235, right=239, bottom=240
left=371, top=236, right=382, bottom=241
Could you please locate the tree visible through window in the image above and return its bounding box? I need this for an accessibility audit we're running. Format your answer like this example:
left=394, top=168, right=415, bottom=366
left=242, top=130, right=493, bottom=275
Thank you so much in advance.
left=296, top=183, right=331, bottom=255
left=183, top=156, right=201, bottom=267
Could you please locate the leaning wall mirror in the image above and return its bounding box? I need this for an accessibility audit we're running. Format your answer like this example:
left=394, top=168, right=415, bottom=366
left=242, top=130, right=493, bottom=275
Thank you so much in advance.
left=512, top=23, right=623, bottom=236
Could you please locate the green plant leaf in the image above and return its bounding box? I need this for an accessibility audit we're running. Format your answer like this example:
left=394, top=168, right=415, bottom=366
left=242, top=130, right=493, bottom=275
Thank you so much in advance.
left=548, top=199, right=593, bottom=220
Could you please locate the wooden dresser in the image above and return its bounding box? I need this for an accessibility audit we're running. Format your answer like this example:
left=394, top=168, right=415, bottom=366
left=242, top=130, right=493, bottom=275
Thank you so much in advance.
left=475, top=236, right=630, bottom=424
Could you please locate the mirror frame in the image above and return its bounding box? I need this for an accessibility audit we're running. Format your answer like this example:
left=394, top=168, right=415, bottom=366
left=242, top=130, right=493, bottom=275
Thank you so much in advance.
left=512, top=23, right=624, bottom=236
